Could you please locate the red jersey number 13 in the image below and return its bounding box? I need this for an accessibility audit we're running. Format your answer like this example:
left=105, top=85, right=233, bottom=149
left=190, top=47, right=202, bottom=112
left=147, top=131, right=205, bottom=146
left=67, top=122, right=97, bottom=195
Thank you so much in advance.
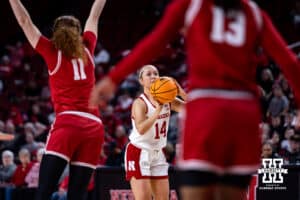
left=210, top=7, right=246, bottom=47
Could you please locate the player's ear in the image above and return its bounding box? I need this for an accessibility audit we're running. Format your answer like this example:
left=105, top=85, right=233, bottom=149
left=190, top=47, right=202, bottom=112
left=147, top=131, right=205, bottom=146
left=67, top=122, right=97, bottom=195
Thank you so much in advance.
left=138, top=77, right=143, bottom=85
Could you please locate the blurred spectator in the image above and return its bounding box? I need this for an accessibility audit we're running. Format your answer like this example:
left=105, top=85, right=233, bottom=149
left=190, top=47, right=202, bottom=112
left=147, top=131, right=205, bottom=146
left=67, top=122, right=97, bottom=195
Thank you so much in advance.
left=0, top=150, right=17, bottom=185
left=0, top=55, right=13, bottom=77
left=8, top=106, right=23, bottom=127
left=267, top=85, right=289, bottom=118
left=23, top=121, right=47, bottom=139
left=101, top=105, right=121, bottom=136
left=280, top=78, right=294, bottom=101
left=0, top=120, right=5, bottom=132
left=114, top=125, right=129, bottom=150
left=260, top=122, right=271, bottom=143
left=21, top=131, right=45, bottom=156
left=41, top=85, right=51, bottom=100
left=268, top=131, right=281, bottom=153
left=97, top=147, right=107, bottom=166
left=105, top=139, right=125, bottom=167
left=5, top=42, right=24, bottom=69
left=94, top=43, right=110, bottom=65
left=0, top=79, right=3, bottom=95
left=259, top=68, right=274, bottom=96
left=119, top=74, right=140, bottom=95
left=281, top=128, right=295, bottom=150
left=291, top=0, right=300, bottom=30
left=11, top=148, right=34, bottom=187
left=29, top=103, right=48, bottom=124
left=270, top=116, right=284, bottom=136
left=280, top=134, right=300, bottom=164
left=25, top=80, right=41, bottom=102
left=25, top=148, right=44, bottom=188
left=261, top=141, right=280, bottom=159
left=114, top=91, right=133, bottom=128
left=115, top=91, right=133, bottom=113
left=283, top=112, right=296, bottom=129
left=106, top=125, right=128, bottom=166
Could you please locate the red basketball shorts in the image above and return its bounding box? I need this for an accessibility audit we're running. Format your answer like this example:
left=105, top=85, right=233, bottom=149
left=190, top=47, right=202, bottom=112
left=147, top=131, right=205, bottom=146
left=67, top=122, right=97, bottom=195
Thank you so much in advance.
left=178, top=97, right=261, bottom=175
left=45, top=111, right=104, bottom=169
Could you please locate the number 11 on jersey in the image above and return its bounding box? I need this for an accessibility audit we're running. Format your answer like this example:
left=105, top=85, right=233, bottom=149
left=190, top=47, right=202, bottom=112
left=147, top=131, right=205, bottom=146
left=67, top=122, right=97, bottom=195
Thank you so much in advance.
left=72, top=58, right=86, bottom=80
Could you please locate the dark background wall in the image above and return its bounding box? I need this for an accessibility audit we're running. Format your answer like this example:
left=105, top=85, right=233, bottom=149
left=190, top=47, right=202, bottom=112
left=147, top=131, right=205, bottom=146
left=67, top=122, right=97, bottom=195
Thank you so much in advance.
left=0, top=0, right=167, bottom=55
left=0, top=0, right=299, bottom=54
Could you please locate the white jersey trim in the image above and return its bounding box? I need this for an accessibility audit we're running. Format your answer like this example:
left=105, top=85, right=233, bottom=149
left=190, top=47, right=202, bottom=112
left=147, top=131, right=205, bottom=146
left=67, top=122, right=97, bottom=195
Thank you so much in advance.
left=188, top=89, right=254, bottom=101
left=59, top=111, right=102, bottom=123
left=248, top=1, right=263, bottom=31
left=48, top=50, right=62, bottom=76
left=70, top=161, right=96, bottom=169
left=177, top=159, right=259, bottom=175
left=44, top=150, right=70, bottom=162
left=185, top=0, right=203, bottom=27
left=84, top=48, right=95, bottom=68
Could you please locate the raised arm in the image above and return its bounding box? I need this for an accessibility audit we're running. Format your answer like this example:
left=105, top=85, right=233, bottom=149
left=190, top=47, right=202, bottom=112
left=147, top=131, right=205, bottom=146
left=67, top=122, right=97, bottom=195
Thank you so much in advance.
left=9, top=0, right=41, bottom=48
left=89, top=0, right=189, bottom=107
left=132, top=99, right=163, bottom=135
left=260, top=11, right=300, bottom=105
left=84, top=0, right=106, bottom=37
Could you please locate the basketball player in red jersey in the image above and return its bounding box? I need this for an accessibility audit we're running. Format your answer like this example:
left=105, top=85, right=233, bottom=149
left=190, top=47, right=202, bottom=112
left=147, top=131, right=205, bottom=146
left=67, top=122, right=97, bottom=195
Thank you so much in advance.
left=125, top=65, right=186, bottom=200
left=90, top=0, right=300, bottom=199
left=9, top=0, right=106, bottom=199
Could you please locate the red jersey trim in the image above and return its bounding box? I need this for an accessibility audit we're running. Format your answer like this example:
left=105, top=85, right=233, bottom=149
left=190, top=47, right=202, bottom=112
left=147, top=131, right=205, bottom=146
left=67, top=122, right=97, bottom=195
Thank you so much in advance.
left=177, top=159, right=260, bottom=175
left=48, top=50, right=62, bottom=76
left=59, top=111, right=102, bottom=123
left=84, top=48, right=95, bottom=67
left=185, top=0, right=203, bottom=28
left=248, top=1, right=263, bottom=31
left=45, top=150, right=70, bottom=162
left=70, top=161, right=96, bottom=169
left=142, top=93, right=156, bottom=108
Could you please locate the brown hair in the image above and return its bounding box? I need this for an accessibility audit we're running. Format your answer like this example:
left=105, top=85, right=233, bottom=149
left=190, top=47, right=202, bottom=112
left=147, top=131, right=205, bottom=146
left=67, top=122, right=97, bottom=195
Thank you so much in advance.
left=51, top=16, right=87, bottom=63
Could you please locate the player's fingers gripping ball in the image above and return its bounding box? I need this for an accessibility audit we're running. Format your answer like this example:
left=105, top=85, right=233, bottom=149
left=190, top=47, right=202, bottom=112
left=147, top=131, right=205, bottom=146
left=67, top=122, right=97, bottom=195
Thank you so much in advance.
left=150, top=77, right=178, bottom=104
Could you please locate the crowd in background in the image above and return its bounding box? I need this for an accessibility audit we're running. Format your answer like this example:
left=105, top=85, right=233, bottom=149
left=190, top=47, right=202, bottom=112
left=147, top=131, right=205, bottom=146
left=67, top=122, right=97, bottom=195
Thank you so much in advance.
left=1, top=0, right=300, bottom=191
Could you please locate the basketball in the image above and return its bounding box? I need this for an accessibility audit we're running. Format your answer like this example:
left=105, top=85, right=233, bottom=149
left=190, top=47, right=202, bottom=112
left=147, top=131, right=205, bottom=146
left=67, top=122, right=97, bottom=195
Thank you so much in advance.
left=150, top=77, right=178, bottom=104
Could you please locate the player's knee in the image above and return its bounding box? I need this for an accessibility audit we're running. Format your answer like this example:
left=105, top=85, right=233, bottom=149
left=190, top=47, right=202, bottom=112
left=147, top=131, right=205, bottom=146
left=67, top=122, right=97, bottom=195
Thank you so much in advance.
left=134, top=191, right=152, bottom=200
left=152, top=192, right=169, bottom=200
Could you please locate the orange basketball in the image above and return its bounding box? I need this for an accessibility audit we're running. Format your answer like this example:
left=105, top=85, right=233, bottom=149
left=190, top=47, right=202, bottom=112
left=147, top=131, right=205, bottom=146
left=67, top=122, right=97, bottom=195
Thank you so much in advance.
left=150, top=77, right=178, bottom=104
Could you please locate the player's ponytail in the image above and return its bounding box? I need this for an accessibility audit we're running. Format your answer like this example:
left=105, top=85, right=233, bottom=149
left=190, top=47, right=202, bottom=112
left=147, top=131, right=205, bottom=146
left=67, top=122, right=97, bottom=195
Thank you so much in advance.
left=214, top=0, right=242, bottom=12
left=51, top=16, right=87, bottom=63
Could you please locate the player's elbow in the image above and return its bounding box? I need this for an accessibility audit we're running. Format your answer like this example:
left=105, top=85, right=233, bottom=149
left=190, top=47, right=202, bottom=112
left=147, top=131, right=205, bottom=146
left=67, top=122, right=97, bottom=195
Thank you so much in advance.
left=136, top=127, right=147, bottom=135
left=18, top=17, right=31, bottom=28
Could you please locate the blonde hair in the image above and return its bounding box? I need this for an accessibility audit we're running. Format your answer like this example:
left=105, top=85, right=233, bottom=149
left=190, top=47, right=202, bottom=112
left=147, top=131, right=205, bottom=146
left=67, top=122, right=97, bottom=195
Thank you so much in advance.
left=51, top=16, right=87, bottom=63
left=138, top=65, right=158, bottom=79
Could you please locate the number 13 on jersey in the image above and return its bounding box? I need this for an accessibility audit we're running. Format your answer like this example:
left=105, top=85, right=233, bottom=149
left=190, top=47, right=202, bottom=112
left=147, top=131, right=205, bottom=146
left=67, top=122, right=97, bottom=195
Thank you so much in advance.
left=210, top=7, right=246, bottom=47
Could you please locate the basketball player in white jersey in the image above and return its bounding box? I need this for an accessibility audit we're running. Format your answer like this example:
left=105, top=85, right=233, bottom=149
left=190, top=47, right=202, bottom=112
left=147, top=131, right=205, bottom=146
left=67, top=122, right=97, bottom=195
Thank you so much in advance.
left=124, top=65, right=186, bottom=200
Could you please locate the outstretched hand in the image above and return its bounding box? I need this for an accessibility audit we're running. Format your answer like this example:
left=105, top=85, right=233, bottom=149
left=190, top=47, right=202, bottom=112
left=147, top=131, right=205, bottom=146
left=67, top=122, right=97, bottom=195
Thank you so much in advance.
left=0, top=132, right=15, bottom=141
left=89, top=76, right=116, bottom=108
